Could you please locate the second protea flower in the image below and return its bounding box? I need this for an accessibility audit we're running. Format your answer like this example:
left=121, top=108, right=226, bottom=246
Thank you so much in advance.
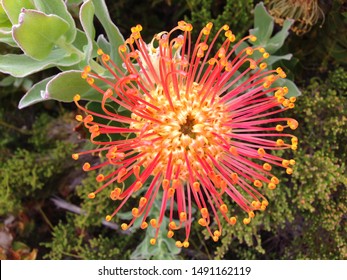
left=265, top=0, right=324, bottom=35
left=72, top=21, right=298, bottom=247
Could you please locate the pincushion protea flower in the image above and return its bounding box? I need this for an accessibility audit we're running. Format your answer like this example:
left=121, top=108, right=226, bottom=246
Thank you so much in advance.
left=72, top=21, right=298, bottom=248
left=265, top=0, right=324, bottom=35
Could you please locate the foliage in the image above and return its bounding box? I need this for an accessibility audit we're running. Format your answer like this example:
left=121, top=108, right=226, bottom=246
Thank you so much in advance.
left=42, top=215, right=126, bottom=260
left=187, top=1, right=301, bottom=99
left=0, top=0, right=125, bottom=108
left=280, top=0, right=347, bottom=78
left=0, top=113, right=76, bottom=215
left=42, top=164, right=181, bottom=259
left=285, top=68, right=347, bottom=259
left=41, top=166, right=135, bottom=260
left=286, top=151, right=347, bottom=259
left=294, top=70, right=347, bottom=159
left=104, top=0, right=188, bottom=41
left=129, top=199, right=182, bottom=260
left=0, top=110, right=77, bottom=259
left=212, top=67, right=347, bottom=260
left=186, top=0, right=253, bottom=39
left=239, top=2, right=301, bottom=97
left=316, top=0, right=347, bottom=65
left=0, top=0, right=302, bottom=109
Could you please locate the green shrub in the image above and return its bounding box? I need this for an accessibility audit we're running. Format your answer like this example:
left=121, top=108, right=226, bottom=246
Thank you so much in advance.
left=186, top=0, right=253, bottom=39
left=0, top=113, right=76, bottom=215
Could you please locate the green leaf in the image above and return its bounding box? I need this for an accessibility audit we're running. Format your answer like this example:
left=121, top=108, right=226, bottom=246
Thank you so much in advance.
left=129, top=198, right=181, bottom=260
left=266, top=53, right=293, bottom=66
left=161, top=234, right=181, bottom=256
left=12, top=9, right=70, bottom=60
left=0, top=28, right=17, bottom=46
left=0, top=50, right=80, bottom=77
left=79, top=0, right=95, bottom=62
left=18, top=76, right=52, bottom=109
left=93, top=0, right=124, bottom=66
left=0, top=76, right=17, bottom=87
left=97, top=34, right=111, bottom=55
left=0, top=76, right=32, bottom=90
left=1, top=0, right=35, bottom=24
left=71, top=29, right=89, bottom=51
left=57, top=29, right=94, bottom=71
left=44, top=70, right=105, bottom=102
left=251, top=2, right=274, bottom=45
left=266, top=19, right=294, bottom=53
left=0, top=4, right=12, bottom=28
left=19, top=70, right=107, bottom=108
left=32, top=0, right=76, bottom=43
left=66, top=0, right=84, bottom=4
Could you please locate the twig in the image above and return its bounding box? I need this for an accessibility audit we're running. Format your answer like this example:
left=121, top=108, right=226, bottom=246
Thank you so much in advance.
left=51, top=197, right=132, bottom=234
left=0, top=119, right=32, bottom=135
left=38, top=207, right=54, bottom=231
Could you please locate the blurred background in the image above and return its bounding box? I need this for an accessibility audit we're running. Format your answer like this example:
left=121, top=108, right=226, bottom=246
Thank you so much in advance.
left=0, top=0, right=346, bottom=260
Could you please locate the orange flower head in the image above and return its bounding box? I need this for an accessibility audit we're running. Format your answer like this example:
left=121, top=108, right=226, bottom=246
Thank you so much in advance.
left=73, top=21, right=298, bottom=246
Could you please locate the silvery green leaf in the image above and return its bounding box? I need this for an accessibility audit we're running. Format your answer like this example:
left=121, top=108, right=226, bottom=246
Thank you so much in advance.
left=0, top=50, right=80, bottom=77
left=12, top=9, right=70, bottom=60
left=18, top=76, right=52, bottom=109
left=32, top=0, right=76, bottom=43
left=79, top=0, right=95, bottom=62
left=250, top=2, right=274, bottom=45
left=1, top=0, right=35, bottom=24
left=93, top=0, right=125, bottom=66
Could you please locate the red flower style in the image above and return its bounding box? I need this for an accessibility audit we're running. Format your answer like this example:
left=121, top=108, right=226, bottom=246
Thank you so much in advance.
left=72, top=21, right=298, bottom=247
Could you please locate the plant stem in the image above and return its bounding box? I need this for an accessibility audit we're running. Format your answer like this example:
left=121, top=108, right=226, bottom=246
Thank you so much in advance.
left=56, top=38, right=106, bottom=75
left=0, top=119, right=32, bottom=135
left=38, top=207, right=54, bottom=231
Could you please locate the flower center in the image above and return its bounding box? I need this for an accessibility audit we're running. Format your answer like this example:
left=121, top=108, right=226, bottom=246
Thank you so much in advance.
left=180, top=114, right=196, bottom=138
left=130, top=83, right=232, bottom=180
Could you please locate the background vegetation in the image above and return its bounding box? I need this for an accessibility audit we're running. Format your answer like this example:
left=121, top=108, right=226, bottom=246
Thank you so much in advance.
left=0, top=0, right=346, bottom=259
